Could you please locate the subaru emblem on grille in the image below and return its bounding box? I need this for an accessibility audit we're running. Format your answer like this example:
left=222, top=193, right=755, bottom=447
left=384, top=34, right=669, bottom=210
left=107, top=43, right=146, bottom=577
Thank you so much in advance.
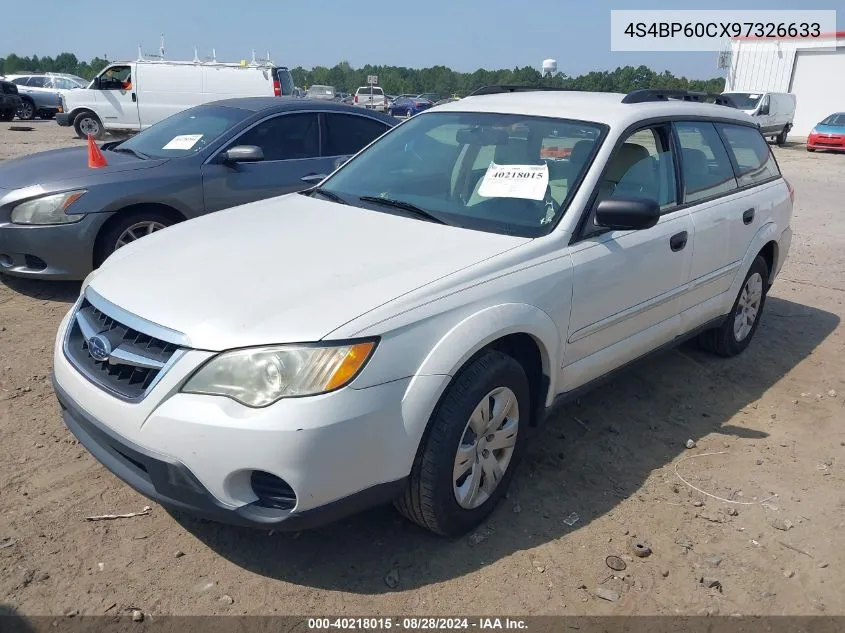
left=87, top=334, right=112, bottom=362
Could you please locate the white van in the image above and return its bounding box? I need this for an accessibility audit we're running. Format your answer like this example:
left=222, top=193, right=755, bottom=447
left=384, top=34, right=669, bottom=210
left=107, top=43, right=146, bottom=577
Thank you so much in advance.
left=56, top=59, right=295, bottom=139
left=721, top=91, right=796, bottom=145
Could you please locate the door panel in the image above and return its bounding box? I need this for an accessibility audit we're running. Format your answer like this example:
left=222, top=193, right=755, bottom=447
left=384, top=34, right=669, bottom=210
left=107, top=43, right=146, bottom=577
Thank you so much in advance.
left=563, top=211, right=693, bottom=391
left=561, top=123, right=692, bottom=394
left=201, top=112, right=330, bottom=213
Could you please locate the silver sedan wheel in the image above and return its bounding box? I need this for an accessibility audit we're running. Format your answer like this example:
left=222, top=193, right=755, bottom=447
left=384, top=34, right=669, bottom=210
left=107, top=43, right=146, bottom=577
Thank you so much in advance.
left=453, top=386, right=519, bottom=510
left=115, top=221, right=167, bottom=250
left=734, top=272, right=764, bottom=341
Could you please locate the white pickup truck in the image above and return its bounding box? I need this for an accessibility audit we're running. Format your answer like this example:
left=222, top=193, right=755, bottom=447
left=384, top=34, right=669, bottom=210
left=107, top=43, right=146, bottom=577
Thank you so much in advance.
left=354, top=86, right=387, bottom=112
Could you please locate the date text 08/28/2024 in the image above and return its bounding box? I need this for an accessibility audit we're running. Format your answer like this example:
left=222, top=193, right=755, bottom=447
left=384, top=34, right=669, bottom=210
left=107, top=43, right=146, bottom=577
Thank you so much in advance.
left=307, top=618, right=528, bottom=630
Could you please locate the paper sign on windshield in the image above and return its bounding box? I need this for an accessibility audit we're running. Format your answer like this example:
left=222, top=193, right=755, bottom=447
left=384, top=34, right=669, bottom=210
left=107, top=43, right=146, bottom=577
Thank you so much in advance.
left=162, top=134, right=203, bottom=150
left=478, top=163, right=549, bottom=201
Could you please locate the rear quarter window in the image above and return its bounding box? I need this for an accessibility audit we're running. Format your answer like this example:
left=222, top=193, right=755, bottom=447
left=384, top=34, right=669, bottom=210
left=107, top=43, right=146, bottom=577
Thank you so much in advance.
left=718, top=124, right=781, bottom=187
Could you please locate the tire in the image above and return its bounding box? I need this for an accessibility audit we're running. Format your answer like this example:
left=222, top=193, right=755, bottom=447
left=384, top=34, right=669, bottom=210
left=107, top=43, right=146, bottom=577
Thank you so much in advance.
left=698, top=255, right=769, bottom=357
left=807, top=147, right=816, bottom=152
left=395, top=350, right=530, bottom=536
left=94, top=210, right=176, bottom=267
left=775, top=127, right=788, bottom=146
left=16, top=99, right=35, bottom=121
left=73, top=111, right=103, bottom=140
left=0, top=110, right=14, bottom=122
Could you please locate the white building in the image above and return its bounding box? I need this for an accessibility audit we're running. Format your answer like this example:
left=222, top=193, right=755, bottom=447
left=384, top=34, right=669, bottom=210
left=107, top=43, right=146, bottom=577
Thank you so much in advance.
left=724, top=31, right=845, bottom=138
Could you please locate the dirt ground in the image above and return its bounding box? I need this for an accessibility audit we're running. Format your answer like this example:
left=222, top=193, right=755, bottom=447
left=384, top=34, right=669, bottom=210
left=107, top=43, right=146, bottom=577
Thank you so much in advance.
left=1, top=121, right=844, bottom=618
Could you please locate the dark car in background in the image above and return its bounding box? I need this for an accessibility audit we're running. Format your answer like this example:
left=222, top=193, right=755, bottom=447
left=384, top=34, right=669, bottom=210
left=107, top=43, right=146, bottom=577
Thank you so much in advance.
left=0, top=81, right=23, bottom=121
left=388, top=96, right=434, bottom=118
left=0, top=98, right=396, bottom=280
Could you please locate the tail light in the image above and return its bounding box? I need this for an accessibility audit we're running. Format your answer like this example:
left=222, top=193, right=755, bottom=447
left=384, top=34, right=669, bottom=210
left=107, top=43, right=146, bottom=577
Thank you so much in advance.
left=785, top=178, right=794, bottom=204
left=273, top=80, right=281, bottom=97
left=354, top=94, right=358, bottom=104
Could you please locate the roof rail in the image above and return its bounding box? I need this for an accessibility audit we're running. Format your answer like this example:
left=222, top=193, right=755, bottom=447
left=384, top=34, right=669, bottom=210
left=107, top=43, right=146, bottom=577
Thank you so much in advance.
left=468, top=85, right=567, bottom=97
left=622, top=88, right=737, bottom=107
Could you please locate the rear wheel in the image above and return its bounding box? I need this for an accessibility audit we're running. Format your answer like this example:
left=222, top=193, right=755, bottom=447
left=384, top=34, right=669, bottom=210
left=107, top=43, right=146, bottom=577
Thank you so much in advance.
left=395, top=350, right=529, bottom=536
left=16, top=99, right=35, bottom=121
left=73, top=111, right=103, bottom=139
left=94, top=211, right=176, bottom=267
left=775, top=127, right=788, bottom=146
left=698, top=255, right=769, bottom=357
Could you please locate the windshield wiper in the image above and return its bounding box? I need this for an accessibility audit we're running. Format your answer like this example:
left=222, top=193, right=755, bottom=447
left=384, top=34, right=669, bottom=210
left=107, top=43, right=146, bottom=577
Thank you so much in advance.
left=309, top=187, right=347, bottom=205
left=110, top=146, right=150, bottom=160
left=359, top=196, right=448, bottom=225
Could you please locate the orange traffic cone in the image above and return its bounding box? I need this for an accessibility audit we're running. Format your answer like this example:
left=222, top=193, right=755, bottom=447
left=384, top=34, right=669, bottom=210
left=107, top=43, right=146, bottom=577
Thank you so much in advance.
left=87, top=134, right=108, bottom=168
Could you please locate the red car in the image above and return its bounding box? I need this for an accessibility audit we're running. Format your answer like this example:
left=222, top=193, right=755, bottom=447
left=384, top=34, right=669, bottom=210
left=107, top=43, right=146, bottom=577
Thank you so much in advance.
left=807, top=112, right=845, bottom=152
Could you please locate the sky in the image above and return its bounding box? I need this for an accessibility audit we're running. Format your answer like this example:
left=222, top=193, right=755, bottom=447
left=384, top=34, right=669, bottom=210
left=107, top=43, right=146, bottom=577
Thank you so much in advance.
left=3, top=0, right=842, bottom=79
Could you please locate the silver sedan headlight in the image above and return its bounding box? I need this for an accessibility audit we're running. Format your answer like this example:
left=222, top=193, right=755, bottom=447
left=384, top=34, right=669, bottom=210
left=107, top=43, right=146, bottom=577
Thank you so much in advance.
left=11, top=190, right=87, bottom=225
left=181, top=340, right=378, bottom=407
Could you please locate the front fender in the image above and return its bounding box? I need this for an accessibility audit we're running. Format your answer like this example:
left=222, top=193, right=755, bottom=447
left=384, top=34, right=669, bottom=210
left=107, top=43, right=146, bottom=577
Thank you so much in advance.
left=415, top=302, right=560, bottom=407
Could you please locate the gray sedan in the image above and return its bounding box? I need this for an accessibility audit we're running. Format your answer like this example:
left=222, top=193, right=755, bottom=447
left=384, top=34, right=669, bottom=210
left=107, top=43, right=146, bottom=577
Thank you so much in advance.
left=0, top=98, right=396, bottom=280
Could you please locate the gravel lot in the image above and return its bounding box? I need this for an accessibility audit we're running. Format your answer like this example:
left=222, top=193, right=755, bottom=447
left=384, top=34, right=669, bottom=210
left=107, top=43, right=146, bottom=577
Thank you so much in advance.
left=1, top=121, right=844, bottom=618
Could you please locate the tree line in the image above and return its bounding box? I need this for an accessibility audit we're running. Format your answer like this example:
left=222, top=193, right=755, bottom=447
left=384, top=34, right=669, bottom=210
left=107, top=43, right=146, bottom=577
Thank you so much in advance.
left=0, top=53, right=725, bottom=97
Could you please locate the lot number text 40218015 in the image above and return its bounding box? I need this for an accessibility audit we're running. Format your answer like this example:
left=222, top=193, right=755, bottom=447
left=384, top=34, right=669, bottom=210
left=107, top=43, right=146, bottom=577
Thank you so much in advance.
left=307, top=618, right=529, bottom=630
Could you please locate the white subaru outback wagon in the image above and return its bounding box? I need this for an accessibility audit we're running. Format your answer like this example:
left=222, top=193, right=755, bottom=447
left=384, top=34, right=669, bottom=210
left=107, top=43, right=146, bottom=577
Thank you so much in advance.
left=53, top=87, right=793, bottom=536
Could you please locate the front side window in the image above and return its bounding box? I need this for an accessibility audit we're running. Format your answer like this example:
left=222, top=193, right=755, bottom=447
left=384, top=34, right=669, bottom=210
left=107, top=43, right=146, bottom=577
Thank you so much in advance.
left=674, top=121, right=738, bottom=203
left=116, top=104, right=252, bottom=158
left=322, top=113, right=389, bottom=156
left=235, top=113, right=319, bottom=161
left=597, top=126, right=677, bottom=212
left=99, top=65, right=131, bottom=91
left=318, top=111, right=606, bottom=237
left=718, top=123, right=780, bottom=187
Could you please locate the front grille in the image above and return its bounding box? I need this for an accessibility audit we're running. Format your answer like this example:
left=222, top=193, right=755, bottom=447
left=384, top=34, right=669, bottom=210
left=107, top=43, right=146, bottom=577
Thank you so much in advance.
left=250, top=471, right=297, bottom=510
left=64, top=298, right=180, bottom=400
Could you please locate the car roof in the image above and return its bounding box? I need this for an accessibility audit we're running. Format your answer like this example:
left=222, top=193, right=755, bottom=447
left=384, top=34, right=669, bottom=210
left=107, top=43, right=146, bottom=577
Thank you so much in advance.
left=431, top=90, right=755, bottom=129
left=204, top=96, right=397, bottom=120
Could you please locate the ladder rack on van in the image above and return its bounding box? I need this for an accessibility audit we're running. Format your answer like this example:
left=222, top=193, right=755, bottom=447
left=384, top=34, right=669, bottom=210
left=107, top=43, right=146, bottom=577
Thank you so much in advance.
left=134, top=43, right=276, bottom=68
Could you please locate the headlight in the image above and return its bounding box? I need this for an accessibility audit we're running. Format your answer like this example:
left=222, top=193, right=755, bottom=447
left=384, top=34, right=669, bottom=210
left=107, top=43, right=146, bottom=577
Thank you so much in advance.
left=181, top=340, right=378, bottom=407
left=11, top=190, right=86, bottom=225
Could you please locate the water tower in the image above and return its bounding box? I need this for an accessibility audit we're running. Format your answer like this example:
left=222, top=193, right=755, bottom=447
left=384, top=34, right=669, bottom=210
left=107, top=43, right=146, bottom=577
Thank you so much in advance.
left=542, top=58, right=557, bottom=77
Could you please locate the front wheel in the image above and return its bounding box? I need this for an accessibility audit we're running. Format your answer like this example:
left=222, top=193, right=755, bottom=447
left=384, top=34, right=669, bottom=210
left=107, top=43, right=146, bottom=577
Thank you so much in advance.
left=94, top=211, right=175, bottom=267
left=73, top=112, right=103, bottom=139
left=698, top=255, right=769, bottom=357
left=395, top=350, right=529, bottom=536
left=16, top=99, right=35, bottom=121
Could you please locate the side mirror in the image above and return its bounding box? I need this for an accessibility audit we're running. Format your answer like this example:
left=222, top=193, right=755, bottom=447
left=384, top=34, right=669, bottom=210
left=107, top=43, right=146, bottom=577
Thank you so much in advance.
left=594, top=197, right=660, bottom=231
left=758, top=104, right=769, bottom=116
left=221, top=145, right=264, bottom=163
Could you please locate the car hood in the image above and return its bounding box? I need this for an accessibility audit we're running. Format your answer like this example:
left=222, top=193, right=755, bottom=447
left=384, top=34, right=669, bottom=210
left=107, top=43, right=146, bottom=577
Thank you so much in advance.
left=87, top=193, right=530, bottom=350
left=814, top=124, right=845, bottom=135
left=0, top=147, right=166, bottom=191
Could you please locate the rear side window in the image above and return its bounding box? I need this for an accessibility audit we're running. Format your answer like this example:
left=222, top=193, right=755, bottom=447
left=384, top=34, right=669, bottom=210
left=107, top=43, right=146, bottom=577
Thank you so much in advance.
left=322, top=113, right=389, bottom=156
left=718, top=124, right=781, bottom=187
left=26, top=76, right=49, bottom=88
left=674, top=122, right=738, bottom=204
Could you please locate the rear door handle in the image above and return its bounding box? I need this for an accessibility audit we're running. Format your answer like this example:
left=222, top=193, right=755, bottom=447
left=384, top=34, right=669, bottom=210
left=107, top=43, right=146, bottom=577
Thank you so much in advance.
left=669, top=231, right=688, bottom=252
left=742, top=208, right=755, bottom=225
left=131, top=93, right=137, bottom=102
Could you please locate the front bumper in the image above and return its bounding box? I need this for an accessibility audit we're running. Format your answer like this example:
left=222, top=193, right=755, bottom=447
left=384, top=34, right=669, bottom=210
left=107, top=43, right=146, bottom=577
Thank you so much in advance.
left=0, top=213, right=108, bottom=280
left=56, top=112, right=73, bottom=127
left=808, top=134, right=845, bottom=150
left=54, top=375, right=407, bottom=529
left=52, top=302, right=447, bottom=528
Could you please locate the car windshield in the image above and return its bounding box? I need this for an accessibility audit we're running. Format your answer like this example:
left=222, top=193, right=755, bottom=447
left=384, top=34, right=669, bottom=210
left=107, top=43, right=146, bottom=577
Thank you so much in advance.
left=723, top=92, right=763, bottom=110
left=820, top=113, right=845, bottom=126
left=318, top=111, right=606, bottom=237
left=115, top=104, right=251, bottom=159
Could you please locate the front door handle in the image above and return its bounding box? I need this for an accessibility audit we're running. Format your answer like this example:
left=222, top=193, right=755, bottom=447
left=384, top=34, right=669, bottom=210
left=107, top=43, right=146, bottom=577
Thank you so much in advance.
left=742, top=208, right=755, bottom=225
left=669, top=231, right=688, bottom=252
left=301, top=173, right=327, bottom=183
